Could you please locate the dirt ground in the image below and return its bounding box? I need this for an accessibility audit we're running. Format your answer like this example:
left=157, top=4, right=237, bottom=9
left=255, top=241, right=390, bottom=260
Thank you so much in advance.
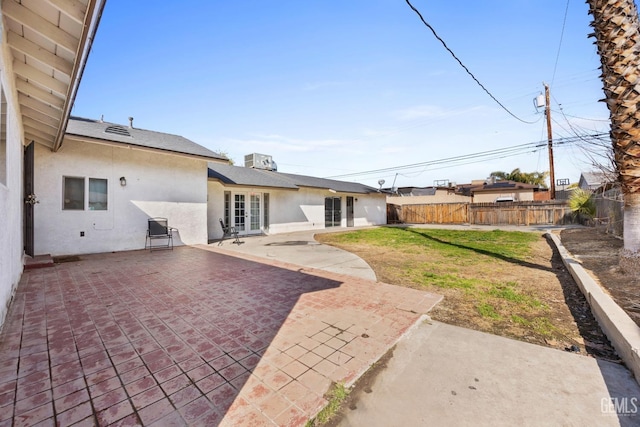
left=559, top=227, right=640, bottom=328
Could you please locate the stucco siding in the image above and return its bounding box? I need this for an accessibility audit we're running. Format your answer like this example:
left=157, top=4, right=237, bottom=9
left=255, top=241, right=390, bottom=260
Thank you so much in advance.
left=207, top=182, right=386, bottom=238
left=473, top=191, right=535, bottom=203
left=0, top=65, right=26, bottom=329
left=35, top=139, right=209, bottom=256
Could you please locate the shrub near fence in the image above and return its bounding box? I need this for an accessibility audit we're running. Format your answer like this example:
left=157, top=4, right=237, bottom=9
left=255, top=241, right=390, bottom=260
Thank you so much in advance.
left=388, top=201, right=574, bottom=226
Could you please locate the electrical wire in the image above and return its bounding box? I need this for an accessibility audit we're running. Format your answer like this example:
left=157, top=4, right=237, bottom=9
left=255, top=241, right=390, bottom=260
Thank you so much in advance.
left=324, top=134, right=606, bottom=179
left=550, top=0, right=571, bottom=88
left=550, top=110, right=609, bottom=122
left=404, top=0, right=539, bottom=125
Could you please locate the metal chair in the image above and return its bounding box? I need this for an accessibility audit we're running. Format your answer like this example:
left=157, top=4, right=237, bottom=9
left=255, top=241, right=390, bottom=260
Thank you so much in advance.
left=145, top=217, right=177, bottom=251
left=219, top=218, right=240, bottom=245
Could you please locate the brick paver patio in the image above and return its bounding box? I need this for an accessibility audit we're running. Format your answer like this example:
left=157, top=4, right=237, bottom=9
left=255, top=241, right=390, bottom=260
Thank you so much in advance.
left=0, top=246, right=441, bottom=426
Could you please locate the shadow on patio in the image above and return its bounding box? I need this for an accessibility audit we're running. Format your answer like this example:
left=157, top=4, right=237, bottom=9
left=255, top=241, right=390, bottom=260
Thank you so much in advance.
left=0, top=246, right=441, bottom=426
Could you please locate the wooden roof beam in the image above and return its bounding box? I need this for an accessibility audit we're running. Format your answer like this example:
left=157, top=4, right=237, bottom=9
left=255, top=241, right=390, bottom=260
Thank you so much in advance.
left=18, top=93, right=62, bottom=119
left=43, top=0, right=88, bottom=25
left=16, top=79, right=65, bottom=109
left=13, top=61, right=68, bottom=96
left=8, top=31, right=74, bottom=77
left=3, top=0, right=79, bottom=55
left=22, top=106, right=61, bottom=129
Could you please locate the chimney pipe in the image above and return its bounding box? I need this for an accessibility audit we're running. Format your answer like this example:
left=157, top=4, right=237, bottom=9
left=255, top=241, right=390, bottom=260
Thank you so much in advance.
left=128, top=117, right=134, bottom=128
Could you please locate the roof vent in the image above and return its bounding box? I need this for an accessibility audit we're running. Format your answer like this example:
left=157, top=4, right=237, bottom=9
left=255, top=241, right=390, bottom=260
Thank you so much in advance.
left=104, top=125, right=131, bottom=137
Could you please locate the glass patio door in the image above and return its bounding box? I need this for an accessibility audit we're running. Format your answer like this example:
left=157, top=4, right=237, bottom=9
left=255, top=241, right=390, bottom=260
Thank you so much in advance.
left=234, top=193, right=246, bottom=233
left=234, top=192, right=262, bottom=235
left=249, top=193, right=262, bottom=233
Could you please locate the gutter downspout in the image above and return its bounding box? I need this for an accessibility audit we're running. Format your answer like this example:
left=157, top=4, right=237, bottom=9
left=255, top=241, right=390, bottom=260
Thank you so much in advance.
left=52, top=0, right=107, bottom=152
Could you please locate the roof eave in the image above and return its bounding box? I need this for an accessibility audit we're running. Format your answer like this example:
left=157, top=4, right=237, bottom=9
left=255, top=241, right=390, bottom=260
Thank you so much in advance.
left=52, top=0, right=107, bottom=152
left=206, top=178, right=299, bottom=191
left=65, top=134, right=228, bottom=162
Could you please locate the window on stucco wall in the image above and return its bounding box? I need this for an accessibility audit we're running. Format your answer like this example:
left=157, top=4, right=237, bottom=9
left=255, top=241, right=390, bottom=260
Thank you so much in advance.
left=63, top=177, right=85, bottom=210
left=224, top=191, right=231, bottom=227
left=89, top=178, right=108, bottom=210
left=63, top=177, right=108, bottom=210
left=263, top=193, right=269, bottom=230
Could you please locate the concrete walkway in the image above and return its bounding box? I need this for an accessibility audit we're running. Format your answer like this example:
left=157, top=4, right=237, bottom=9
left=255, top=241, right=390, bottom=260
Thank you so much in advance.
left=212, top=228, right=377, bottom=281
left=339, top=320, right=640, bottom=427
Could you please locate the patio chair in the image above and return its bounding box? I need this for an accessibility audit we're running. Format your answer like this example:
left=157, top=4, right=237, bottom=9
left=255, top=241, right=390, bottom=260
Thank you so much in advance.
left=219, top=218, right=240, bottom=245
left=145, top=217, right=177, bottom=251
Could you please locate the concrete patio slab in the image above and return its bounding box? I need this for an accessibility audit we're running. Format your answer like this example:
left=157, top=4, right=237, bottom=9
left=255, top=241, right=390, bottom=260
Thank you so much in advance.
left=0, top=245, right=441, bottom=426
left=212, top=228, right=378, bottom=281
left=339, top=321, right=640, bottom=427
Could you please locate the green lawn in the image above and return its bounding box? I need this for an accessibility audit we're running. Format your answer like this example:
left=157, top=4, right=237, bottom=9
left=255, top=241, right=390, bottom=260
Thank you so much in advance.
left=317, top=227, right=566, bottom=342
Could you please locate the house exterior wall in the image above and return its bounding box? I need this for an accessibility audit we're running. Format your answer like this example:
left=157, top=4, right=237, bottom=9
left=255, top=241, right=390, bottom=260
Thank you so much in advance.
left=473, top=190, right=535, bottom=203
left=0, top=58, right=26, bottom=329
left=34, top=139, right=210, bottom=256
left=207, top=181, right=386, bottom=239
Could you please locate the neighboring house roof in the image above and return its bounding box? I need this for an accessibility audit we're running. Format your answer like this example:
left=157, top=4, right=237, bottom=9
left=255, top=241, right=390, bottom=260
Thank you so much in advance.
left=208, top=163, right=380, bottom=194
left=65, top=117, right=228, bottom=162
left=476, top=181, right=539, bottom=191
left=394, top=187, right=438, bottom=196
left=456, top=180, right=540, bottom=196
left=578, top=171, right=608, bottom=189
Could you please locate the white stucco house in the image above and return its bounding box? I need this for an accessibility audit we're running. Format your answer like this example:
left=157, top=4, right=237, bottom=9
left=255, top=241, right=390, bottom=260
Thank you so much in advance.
left=33, top=117, right=228, bottom=256
left=0, top=0, right=106, bottom=329
left=207, top=162, right=387, bottom=239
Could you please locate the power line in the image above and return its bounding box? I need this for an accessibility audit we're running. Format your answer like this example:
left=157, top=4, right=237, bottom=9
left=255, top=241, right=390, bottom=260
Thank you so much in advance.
left=404, top=0, right=538, bottom=125
left=324, top=134, right=606, bottom=179
left=550, top=0, right=571, bottom=87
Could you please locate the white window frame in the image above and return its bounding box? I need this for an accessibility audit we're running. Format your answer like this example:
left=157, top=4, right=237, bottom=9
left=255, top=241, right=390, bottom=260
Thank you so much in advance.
left=62, top=176, right=109, bottom=211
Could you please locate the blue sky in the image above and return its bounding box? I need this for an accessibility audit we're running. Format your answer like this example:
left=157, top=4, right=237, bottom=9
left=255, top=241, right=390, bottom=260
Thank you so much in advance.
left=73, top=0, right=610, bottom=189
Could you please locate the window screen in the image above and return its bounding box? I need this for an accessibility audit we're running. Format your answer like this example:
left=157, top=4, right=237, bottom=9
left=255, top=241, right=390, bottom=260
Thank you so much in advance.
left=89, top=178, right=108, bottom=210
left=63, top=177, right=85, bottom=210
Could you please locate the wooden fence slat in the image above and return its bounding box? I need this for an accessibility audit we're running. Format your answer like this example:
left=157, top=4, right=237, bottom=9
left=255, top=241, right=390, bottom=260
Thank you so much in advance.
left=388, top=201, right=574, bottom=226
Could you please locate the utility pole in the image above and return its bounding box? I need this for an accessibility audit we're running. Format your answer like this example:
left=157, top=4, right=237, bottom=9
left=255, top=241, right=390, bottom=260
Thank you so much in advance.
left=544, top=83, right=556, bottom=200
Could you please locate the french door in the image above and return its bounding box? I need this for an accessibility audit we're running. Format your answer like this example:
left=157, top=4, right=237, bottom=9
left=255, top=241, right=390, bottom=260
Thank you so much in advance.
left=233, top=192, right=262, bottom=235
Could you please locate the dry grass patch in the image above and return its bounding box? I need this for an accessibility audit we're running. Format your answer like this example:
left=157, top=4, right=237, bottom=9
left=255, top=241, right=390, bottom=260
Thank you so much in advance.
left=316, top=226, right=612, bottom=355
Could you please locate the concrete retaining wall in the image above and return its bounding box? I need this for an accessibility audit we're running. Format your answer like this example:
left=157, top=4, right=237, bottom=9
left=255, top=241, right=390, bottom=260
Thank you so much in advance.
left=548, top=232, right=640, bottom=385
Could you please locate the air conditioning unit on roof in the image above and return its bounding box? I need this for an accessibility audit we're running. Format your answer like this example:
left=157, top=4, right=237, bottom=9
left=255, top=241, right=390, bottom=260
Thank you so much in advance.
left=244, top=153, right=277, bottom=171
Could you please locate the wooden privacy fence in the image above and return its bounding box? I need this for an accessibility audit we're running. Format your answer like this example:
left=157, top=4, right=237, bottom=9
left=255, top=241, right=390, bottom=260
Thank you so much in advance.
left=388, top=201, right=574, bottom=226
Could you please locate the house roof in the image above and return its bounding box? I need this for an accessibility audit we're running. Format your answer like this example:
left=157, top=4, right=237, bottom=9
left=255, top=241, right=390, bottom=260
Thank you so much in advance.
left=579, top=171, right=608, bottom=188
left=208, top=163, right=380, bottom=194
left=65, top=117, right=228, bottom=161
left=394, top=187, right=438, bottom=196
left=3, top=0, right=106, bottom=150
left=207, top=163, right=298, bottom=189
left=456, top=180, right=540, bottom=196
left=477, top=181, right=539, bottom=191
